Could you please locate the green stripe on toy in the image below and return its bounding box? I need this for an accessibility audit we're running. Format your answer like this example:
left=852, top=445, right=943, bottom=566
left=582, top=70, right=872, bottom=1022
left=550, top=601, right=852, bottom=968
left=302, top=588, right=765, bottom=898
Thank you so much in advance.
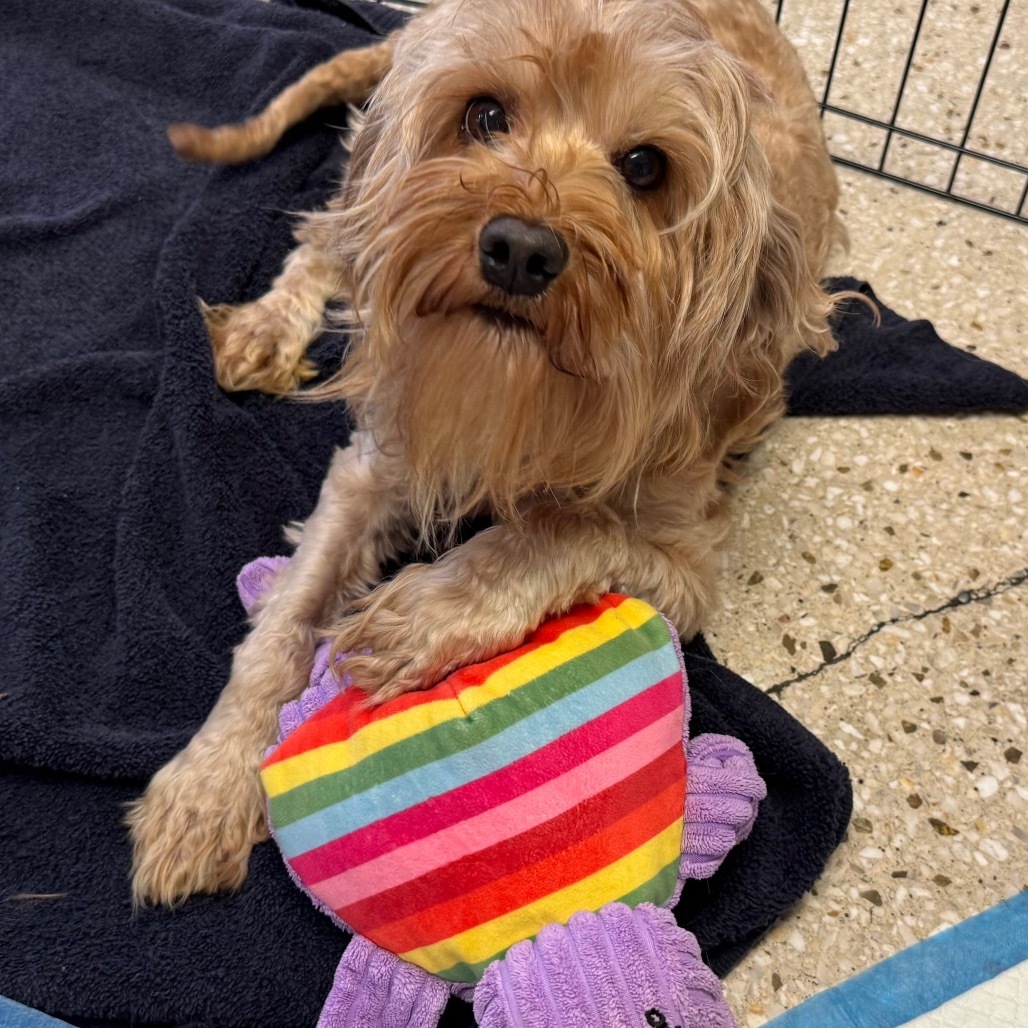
left=267, top=607, right=671, bottom=830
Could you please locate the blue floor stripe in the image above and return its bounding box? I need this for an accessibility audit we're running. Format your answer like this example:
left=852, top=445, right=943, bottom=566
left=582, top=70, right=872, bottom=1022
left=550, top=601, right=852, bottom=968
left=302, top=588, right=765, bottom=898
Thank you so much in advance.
left=766, top=890, right=1028, bottom=1027
left=0, top=997, right=72, bottom=1028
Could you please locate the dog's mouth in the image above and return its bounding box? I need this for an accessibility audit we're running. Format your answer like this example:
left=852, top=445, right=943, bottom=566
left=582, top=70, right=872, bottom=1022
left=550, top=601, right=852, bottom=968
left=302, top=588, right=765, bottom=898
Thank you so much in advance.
left=471, top=303, right=540, bottom=336
left=469, top=302, right=590, bottom=379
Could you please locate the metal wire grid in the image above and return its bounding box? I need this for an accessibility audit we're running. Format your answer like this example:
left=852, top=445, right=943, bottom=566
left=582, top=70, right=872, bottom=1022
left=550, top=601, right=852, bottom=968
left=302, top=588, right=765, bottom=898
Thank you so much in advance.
left=376, top=0, right=1026, bottom=223
left=776, top=0, right=1026, bottom=224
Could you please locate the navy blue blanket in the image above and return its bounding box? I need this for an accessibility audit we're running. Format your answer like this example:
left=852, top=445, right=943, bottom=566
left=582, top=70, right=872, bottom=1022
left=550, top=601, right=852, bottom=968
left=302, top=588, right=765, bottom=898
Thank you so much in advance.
left=788, top=277, right=1028, bottom=416
left=1, top=0, right=1024, bottom=1025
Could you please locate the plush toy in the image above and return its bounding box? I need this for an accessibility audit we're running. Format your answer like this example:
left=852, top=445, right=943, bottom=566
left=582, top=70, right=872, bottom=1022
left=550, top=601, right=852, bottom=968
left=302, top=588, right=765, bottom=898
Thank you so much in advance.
left=241, top=558, right=766, bottom=1028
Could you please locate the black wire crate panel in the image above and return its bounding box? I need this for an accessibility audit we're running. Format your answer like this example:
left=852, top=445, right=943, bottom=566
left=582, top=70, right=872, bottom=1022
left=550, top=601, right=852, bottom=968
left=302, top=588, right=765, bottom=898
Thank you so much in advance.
left=775, top=0, right=1025, bottom=223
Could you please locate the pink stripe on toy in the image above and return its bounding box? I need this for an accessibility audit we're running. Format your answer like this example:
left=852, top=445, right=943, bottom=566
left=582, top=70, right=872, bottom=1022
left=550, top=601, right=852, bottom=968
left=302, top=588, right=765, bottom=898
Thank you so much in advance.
left=288, top=672, right=683, bottom=885
left=312, top=705, right=685, bottom=909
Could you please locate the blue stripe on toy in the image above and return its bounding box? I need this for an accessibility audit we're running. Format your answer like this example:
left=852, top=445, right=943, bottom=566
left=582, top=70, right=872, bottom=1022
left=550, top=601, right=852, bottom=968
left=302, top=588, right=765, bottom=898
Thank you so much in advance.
left=275, top=643, right=680, bottom=858
left=766, top=890, right=1028, bottom=1027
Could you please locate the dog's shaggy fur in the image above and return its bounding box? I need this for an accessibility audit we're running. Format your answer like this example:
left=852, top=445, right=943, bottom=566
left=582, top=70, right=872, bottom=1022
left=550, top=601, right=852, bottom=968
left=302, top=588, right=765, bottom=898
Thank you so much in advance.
left=128, top=0, right=843, bottom=906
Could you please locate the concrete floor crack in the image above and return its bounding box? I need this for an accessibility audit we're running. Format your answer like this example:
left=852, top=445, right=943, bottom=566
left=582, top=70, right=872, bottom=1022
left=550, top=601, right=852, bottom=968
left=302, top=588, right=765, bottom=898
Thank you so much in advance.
left=765, top=567, right=1028, bottom=696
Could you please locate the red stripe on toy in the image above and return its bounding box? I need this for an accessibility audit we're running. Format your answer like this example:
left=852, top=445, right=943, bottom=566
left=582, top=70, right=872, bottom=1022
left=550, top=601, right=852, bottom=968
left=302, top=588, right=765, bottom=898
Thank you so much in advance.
left=263, top=595, right=631, bottom=766
left=334, top=741, right=685, bottom=934
left=449, top=594, right=632, bottom=693
left=304, top=705, right=685, bottom=912
left=363, top=774, right=685, bottom=955
left=288, top=670, right=683, bottom=884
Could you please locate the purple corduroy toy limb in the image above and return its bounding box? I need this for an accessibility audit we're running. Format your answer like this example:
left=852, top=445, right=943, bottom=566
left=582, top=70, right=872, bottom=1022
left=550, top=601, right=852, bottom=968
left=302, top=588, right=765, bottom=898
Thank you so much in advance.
left=240, top=558, right=766, bottom=1028
left=318, top=937, right=451, bottom=1028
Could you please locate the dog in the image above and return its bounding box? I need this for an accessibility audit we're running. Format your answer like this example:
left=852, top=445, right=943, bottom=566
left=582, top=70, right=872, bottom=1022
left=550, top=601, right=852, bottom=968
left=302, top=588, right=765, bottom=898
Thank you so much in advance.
left=127, top=0, right=843, bottom=906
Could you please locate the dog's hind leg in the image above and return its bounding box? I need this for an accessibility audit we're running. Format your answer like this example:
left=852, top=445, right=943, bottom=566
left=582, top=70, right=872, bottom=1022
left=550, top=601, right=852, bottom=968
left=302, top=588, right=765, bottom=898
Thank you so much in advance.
left=203, top=242, right=344, bottom=394
left=168, top=36, right=396, bottom=164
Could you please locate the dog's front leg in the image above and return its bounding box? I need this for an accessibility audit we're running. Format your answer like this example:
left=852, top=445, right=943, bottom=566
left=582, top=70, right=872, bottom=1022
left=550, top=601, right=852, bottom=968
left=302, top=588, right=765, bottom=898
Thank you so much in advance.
left=127, top=433, right=409, bottom=905
left=328, top=508, right=634, bottom=702
left=332, top=502, right=727, bottom=702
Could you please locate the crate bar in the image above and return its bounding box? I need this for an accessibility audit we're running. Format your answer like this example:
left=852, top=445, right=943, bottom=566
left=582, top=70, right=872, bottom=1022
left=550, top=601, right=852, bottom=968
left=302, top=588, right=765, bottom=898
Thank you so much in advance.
left=1016, top=176, right=1028, bottom=220
left=831, top=155, right=1027, bottom=224
left=877, top=0, right=931, bottom=174
left=944, top=0, right=1013, bottom=193
left=822, top=104, right=1028, bottom=177
left=819, top=0, right=853, bottom=117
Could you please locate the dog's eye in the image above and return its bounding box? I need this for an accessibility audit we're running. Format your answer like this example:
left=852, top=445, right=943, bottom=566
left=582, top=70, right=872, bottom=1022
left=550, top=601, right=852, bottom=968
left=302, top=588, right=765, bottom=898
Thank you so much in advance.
left=463, top=97, right=509, bottom=142
left=618, top=146, right=667, bottom=191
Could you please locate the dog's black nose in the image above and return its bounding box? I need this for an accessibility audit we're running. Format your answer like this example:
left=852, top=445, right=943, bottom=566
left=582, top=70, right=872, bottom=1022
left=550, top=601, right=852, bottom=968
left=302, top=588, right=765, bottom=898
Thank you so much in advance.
left=478, top=217, right=569, bottom=297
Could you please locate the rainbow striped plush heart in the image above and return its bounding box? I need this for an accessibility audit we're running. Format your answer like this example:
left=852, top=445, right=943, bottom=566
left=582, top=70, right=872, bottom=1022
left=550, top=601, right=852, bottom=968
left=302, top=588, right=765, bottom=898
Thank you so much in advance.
left=260, top=594, right=687, bottom=984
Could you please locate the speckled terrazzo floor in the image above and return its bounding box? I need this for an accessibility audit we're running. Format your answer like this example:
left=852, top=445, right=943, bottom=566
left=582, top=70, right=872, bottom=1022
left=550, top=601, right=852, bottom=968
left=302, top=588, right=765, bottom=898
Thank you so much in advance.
left=708, top=3, right=1028, bottom=1017
left=713, top=3, right=1028, bottom=1021
left=712, top=165, right=1027, bottom=1025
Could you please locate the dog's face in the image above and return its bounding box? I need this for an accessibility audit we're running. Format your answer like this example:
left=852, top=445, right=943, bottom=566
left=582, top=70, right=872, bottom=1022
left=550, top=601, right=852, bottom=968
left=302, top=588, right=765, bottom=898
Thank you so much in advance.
left=314, top=0, right=830, bottom=521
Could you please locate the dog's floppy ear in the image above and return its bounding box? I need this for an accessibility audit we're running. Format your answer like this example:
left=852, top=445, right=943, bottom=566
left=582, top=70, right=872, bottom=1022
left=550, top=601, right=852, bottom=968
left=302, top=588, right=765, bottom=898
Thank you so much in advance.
left=664, top=49, right=835, bottom=373
left=657, top=42, right=838, bottom=466
left=341, top=104, right=390, bottom=202
left=299, top=97, right=399, bottom=295
left=295, top=92, right=405, bottom=410
left=715, top=195, right=836, bottom=458
left=750, top=197, right=836, bottom=366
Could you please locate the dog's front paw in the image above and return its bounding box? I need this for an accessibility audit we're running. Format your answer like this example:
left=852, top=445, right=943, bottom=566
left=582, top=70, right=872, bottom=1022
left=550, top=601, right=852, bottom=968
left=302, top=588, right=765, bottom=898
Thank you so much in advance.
left=203, top=300, right=318, bottom=395
left=126, top=741, right=268, bottom=907
left=329, top=564, right=521, bottom=703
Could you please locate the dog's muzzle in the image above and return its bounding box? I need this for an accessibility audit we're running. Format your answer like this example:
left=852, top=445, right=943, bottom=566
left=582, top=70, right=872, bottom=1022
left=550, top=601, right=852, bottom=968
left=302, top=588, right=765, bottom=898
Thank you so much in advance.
left=478, top=217, right=569, bottom=298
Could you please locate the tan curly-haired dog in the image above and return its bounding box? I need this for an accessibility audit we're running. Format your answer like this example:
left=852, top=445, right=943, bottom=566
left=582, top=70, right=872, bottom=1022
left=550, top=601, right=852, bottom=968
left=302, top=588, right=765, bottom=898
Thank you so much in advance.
left=128, top=0, right=843, bottom=905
